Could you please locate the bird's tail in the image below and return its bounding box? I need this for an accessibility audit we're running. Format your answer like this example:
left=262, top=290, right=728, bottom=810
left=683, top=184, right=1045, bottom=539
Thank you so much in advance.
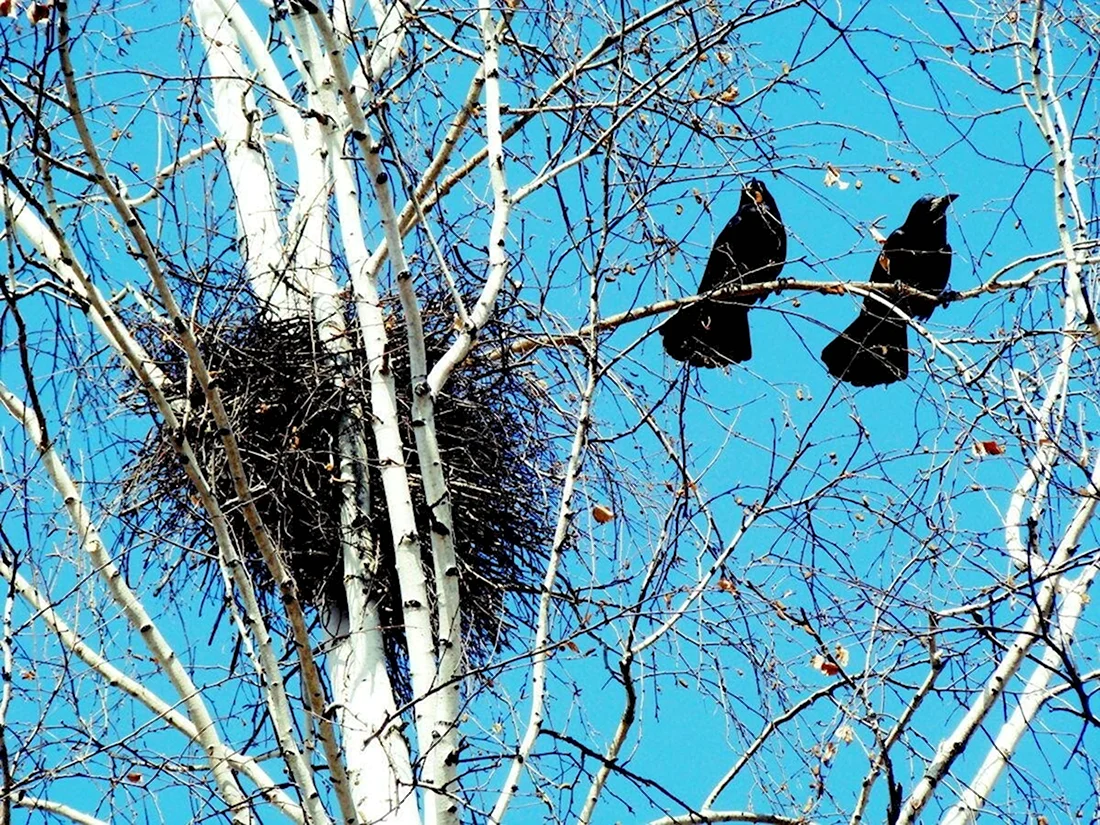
left=660, top=299, right=752, bottom=367
left=821, top=311, right=908, bottom=387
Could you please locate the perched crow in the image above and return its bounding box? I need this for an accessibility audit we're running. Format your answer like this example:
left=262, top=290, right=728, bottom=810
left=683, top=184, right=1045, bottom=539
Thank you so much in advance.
left=821, top=193, right=958, bottom=387
left=660, top=178, right=787, bottom=367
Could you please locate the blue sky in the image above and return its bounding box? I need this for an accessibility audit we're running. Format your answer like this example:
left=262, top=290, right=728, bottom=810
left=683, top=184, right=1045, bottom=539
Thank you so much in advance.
left=490, top=4, right=1100, bottom=823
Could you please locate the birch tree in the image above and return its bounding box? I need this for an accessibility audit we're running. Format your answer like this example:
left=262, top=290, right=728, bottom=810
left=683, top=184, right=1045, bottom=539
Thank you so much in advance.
left=2, top=1, right=1100, bottom=825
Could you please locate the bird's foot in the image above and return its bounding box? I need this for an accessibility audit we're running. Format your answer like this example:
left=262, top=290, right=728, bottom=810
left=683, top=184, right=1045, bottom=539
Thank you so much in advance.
left=938, top=289, right=960, bottom=308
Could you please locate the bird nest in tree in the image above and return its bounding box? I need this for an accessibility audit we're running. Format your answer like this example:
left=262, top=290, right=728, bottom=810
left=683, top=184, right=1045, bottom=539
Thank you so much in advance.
left=126, top=296, right=556, bottom=684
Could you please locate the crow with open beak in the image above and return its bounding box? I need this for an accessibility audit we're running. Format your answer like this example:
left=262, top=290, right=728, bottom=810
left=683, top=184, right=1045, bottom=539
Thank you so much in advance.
left=821, top=193, right=958, bottom=387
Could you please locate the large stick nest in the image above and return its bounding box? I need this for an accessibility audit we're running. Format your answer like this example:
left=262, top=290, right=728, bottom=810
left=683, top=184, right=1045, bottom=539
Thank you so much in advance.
left=126, top=293, right=557, bottom=685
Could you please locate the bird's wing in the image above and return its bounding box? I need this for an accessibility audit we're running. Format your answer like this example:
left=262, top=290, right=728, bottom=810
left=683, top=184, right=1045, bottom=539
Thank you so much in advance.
left=696, top=212, right=744, bottom=293
left=774, top=215, right=788, bottom=264
left=911, top=240, right=953, bottom=294
left=868, top=226, right=906, bottom=285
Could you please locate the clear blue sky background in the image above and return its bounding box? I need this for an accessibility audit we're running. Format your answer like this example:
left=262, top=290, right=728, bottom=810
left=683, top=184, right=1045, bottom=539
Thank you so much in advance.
left=493, top=4, right=1100, bottom=824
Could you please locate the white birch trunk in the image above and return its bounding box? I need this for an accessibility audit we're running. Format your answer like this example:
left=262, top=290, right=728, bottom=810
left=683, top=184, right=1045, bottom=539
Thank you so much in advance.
left=194, top=1, right=436, bottom=822
left=928, top=4, right=1100, bottom=821
left=326, top=600, right=422, bottom=825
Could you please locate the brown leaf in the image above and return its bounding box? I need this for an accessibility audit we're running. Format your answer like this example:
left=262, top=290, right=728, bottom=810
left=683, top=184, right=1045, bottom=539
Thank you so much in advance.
left=823, top=163, right=850, bottom=190
left=834, top=644, right=850, bottom=666
left=27, top=1, right=49, bottom=22
left=592, top=504, right=615, bottom=524
left=973, top=440, right=1006, bottom=457
left=811, top=654, right=841, bottom=676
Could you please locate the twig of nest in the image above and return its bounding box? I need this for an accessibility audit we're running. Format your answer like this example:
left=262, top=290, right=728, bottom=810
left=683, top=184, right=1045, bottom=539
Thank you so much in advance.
left=125, top=294, right=556, bottom=690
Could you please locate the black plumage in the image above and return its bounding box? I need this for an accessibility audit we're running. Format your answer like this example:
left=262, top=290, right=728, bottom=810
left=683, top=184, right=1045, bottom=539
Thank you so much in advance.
left=821, top=193, right=957, bottom=387
left=660, top=178, right=787, bottom=367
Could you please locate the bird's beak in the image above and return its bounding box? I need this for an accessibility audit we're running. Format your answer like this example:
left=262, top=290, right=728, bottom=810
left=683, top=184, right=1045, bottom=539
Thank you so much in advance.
left=749, top=182, right=765, bottom=204
left=932, top=193, right=959, bottom=214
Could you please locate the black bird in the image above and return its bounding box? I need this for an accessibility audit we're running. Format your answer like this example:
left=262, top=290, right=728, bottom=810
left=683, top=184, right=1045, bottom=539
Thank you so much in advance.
left=821, top=193, right=958, bottom=387
left=660, top=178, right=787, bottom=367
